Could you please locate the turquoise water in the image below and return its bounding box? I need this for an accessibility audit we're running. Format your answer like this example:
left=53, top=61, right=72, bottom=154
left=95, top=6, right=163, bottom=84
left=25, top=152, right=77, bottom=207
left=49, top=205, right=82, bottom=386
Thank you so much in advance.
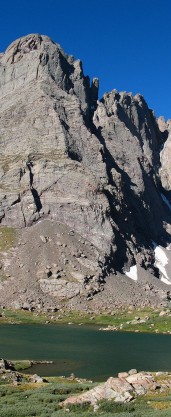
left=1, top=324, right=171, bottom=381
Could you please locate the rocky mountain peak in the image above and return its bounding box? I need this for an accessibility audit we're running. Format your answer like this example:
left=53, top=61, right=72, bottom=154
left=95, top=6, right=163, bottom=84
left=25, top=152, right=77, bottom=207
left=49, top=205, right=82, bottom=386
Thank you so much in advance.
left=0, top=34, right=94, bottom=118
left=0, top=34, right=171, bottom=310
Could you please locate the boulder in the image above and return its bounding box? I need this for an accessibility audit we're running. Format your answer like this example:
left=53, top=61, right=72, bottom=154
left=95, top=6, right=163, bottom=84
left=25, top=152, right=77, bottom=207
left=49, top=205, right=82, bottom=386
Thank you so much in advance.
left=62, top=371, right=160, bottom=409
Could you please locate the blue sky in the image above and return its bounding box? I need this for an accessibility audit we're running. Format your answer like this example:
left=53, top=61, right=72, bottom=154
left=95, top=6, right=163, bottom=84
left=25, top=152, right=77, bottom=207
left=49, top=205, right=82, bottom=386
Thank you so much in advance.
left=0, top=0, right=171, bottom=119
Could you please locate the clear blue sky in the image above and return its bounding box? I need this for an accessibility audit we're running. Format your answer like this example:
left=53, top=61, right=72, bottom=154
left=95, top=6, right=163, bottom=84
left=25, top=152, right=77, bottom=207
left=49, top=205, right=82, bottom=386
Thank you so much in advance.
left=0, top=0, right=171, bottom=119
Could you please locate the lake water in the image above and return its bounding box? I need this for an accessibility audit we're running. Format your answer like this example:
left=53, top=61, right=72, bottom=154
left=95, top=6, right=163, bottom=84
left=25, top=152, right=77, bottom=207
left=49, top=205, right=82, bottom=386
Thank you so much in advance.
left=1, top=324, right=171, bottom=381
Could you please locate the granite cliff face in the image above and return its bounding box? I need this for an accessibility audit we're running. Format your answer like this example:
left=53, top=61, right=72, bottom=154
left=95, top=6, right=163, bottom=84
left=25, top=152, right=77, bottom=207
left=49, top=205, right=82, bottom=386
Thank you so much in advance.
left=0, top=34, right=171, bottom=310
left=0, top=34, right=111, bottom=251
left=158, top=116, right=171, bottom=194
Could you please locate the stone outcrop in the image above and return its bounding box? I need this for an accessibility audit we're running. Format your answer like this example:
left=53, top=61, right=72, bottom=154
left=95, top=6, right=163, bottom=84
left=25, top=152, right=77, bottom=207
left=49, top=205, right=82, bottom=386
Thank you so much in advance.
left=0, top=34, right=171, bottom=306
left=0, top=358, right=46, bottom=385
left=62, top=370, right=171, bottom=410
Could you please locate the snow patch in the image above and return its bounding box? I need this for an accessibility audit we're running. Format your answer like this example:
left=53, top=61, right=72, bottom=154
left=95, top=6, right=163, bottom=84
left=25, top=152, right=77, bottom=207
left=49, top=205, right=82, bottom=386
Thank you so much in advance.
left=161, top=193, right=171, bottom=212
left=125, top=265, right=138, bottom=281
left=152, top=241, right=170, bottom=284
left=161, top=276, right=171, bottom=286
left=154, top=245, right=168, bottom=269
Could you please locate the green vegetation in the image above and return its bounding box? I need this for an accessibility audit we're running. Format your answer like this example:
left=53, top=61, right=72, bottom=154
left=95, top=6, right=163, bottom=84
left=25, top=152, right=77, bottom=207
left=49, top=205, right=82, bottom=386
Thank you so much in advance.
left=92, top=308, right=171, bottom=334
left=97, top=399, right=135, bottom=412
left=0, top=227, right=16, bottom=254
left=0, top=374, right=171, bottom=417
left=64, top=401, right=93, bottom=413
left=0, top=227, right=16, bottom=283
left=0, top=306, right=171, bottom=335
left=12, top=361, right=32, bottom=371
left=0, top=379, right=95, bottom=417
left=0, top=308, right=48, bottom=324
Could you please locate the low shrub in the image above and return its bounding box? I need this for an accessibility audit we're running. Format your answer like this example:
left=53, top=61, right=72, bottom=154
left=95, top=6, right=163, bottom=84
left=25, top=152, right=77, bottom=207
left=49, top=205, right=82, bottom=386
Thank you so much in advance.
left=66, top=401, right=93, bottom=412
left=98, top=399, right=135, bottom=413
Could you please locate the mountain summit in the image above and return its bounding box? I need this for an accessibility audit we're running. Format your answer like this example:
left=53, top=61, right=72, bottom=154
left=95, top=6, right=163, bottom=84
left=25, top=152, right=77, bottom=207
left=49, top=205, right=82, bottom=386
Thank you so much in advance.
left=0, top=34, right=171, bottom=311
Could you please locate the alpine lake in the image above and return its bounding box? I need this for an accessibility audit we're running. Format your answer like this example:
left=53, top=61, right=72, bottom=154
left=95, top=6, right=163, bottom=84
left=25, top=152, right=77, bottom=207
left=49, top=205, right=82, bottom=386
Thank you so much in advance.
left=1, top=323, right=171, bottom=381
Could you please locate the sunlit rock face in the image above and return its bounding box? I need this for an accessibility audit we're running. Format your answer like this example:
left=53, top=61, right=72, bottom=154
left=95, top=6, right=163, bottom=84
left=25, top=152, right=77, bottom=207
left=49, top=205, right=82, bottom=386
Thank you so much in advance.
left=158, top=116, right=171, bottom=193
left=0, top=33, right=170, bottom=297
left=0, top=34, right=112, bottom=255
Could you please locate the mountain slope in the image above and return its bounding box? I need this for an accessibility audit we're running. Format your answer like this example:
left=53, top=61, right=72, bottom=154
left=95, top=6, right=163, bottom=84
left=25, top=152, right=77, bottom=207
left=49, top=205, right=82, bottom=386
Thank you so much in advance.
left=0, top=34, right=170, bottom=310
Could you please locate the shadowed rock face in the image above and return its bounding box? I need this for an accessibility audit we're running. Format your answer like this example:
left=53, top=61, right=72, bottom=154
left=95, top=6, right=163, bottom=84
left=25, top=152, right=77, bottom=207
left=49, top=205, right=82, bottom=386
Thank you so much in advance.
left=0, top=34, right=171, bottom=300
left=93, top=92, right=171, bottom=273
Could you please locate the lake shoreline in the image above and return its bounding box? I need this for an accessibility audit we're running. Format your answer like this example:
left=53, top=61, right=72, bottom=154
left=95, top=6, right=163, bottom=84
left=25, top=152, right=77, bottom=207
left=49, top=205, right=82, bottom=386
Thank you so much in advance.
left=0, top=306, right=171, bottom=335
left=1, top=358, right=171, bottom=416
